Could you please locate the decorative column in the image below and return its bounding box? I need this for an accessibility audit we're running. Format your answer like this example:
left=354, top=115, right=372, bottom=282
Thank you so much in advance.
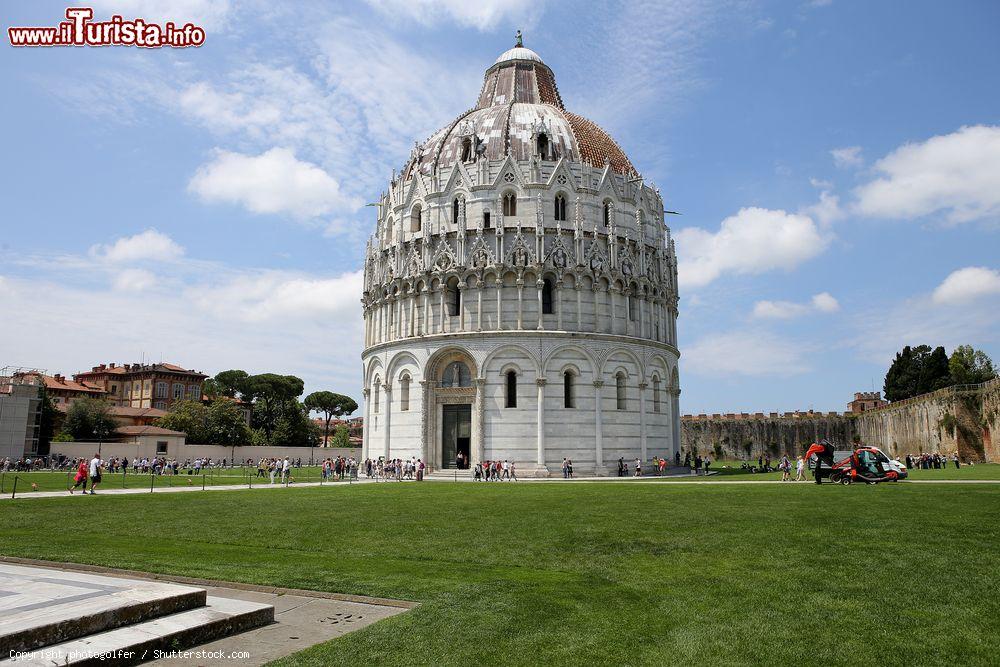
left=516, top=278, right=524, bottom=330
left=438, top=287, right=445, bottom=334
left=575, top=283, right=582, bottom=332
left=536, top=279, right=544, bottom=331
left=422, top=287, right=430, bottom=336
left=670, top=388, right=681, bottom=457
left=419, top=380, right=430, bottom=467
left=495, top=278, right=503, bottom=330
left=593, top=380, right=604, bottom=473
left=361, top=387, right=371, bottom=461
left=474, top=378, right=486, bottom=465
left=382, top=383, right=392, bottom=461
left=556, top=282, right=564, bottom=330
left=458, top=282, right=466, bottom=332
left=609, top=286, right=618, bottom=335
left=535, top=377, right=548, bottom=475
left=639, top=297, right=646, bottom=339
left=592, top=284, right=600, bottom=333
left=408, top=288, right=416, bottom=337
left=638, top=381, right=648, bottom=464
left=477, top=283, right=484, bottom=331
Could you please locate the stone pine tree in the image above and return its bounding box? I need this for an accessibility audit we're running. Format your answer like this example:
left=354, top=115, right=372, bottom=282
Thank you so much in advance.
left=244, top=374, right=305, bottom=444
left=304, top=391, right=359, bottom=463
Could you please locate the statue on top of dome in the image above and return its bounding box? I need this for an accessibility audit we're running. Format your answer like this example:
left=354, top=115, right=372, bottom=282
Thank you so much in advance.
left=515, top=30, right=523, bottom=47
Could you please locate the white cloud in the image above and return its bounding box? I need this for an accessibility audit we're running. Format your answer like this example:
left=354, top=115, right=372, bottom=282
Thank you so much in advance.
left=812, top=292, right=840, bottom=312
left=801, top=190, right=843, bottom=226
left=932, top=267, right=1000, bottom=305
left=809, top=178, right=833, bottom=189
left=112, top=268, right=156, bottom=293
left=676, top=207, right=830, bottom=288
left=831, top=146, right=863, bottom=169
left=90, top=229, right=184, bottom=263
left=752, top=292, right=839, bottom=319
left=364, top=0, right=544, bottom=30
left=685, top=330, right=812, bottom=377
left=0, top=260, right=365, bottom=403
left=189, top=270, right=364, bottom=322
left=188, top=148, right=362, bottom=218
left=89, top=0, right=232, bottom=31
left=853, top=125, right=1000, bottom=225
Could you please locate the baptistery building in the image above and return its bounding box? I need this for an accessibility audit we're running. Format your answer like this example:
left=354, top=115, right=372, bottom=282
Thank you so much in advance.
left=361, top=38, right=680, bottom=475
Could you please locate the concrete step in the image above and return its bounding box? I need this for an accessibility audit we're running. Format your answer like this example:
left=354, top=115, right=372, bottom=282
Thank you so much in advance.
left=0, top=564, right=206, bottom=655
left=4, top=596, right=274, bottom=666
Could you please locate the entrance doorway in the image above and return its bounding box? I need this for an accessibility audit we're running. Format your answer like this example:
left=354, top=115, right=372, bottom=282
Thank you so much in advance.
left=442, top=404, right=472, bottom=469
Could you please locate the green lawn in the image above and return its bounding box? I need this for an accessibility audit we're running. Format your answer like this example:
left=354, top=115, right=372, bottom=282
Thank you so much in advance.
left=0, top=466, right=345, bottom=494
left=2, top=483, right=998, bottom=665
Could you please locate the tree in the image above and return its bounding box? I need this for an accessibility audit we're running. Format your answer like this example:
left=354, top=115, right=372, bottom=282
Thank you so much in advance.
left=270, top=400, right=320, bottom=447
left=331, top=424, right=351, bottom=448
left=304, top=391, right=358, bottom=447
left=201, top=378, right=222, bottom=399
left=214, top=369, right=250, bottom=399
left=205, top=400, right=253, bottom=462
left=37, top=385, right=57, bottom=455
left=949, top=345, right=997, bottom=385
left=62, top=398, right=118, bottom=442
left=245, top=374, right=305, bottom=443
left=883, top=344, right=952, bottom=401
left=156, top=400, right=210, bottom=443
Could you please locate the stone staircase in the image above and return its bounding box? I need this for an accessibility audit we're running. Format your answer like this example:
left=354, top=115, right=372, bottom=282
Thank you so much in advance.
left=0, top=563, right=273, bottom=666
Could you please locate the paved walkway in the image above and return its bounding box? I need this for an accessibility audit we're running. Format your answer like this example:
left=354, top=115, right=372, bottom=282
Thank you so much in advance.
left=4, top=473, right=999, bottom=500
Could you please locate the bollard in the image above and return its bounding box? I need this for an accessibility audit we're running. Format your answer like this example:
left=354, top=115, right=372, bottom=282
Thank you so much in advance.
left=11, top=476, right=19, bottom=499
left=67, top=471, right=72, bottom=490
left=1, top=472, right=4, bottom=494
left=150, top=473, right=155, bottom=493
left=123, top=470, right=127, bottom=488
left=248, top=471, right=252, bottom=489
left=203, top=474, right=206, bottom=491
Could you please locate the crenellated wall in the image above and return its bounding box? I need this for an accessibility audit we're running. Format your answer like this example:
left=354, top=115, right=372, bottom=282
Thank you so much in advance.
left=681, top=378, right=1000, bottom=462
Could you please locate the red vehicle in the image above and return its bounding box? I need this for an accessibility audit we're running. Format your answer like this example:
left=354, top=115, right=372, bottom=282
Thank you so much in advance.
left=804, top=441, right=902, bottom=485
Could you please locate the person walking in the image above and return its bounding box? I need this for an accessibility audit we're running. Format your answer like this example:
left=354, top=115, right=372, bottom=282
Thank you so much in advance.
left=69, top=458, right=88, bottom=494
left=562, top=458, right=569, bottom=479
left=795, top=456, right=805, bottom=482
left=88, top=453, right=102, bottom=495
left=618, top=457, right=626, bottom=477
left=282, top=457, right=291, bottom=483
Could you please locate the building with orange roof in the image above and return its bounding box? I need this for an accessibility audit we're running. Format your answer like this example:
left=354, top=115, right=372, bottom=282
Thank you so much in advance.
left=74, top=362, right=207, bottom=410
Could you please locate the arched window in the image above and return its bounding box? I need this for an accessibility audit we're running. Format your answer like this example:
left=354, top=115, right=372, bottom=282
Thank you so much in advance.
left=442, top=362, right=471, bottom=388
left=452, top=197, right=461, bottom=224
left=537, top=133, right=549, bottom=158
left=373, top=381, right=380, bottom=413
left=653, top=376, right=661, bottom=413
left=503, top=192, right=517, bottom=216
left=505, top=370, right=518, bottom=408
left=385, top=218, right=394, bottom=243
left=603, top=202, right=612, bottom=228
left=447, top=277, right=461, bottom=317
left=483, top=211, right=491, bottom=229
left=410, top=205, right=422, bottom=232
left=400, top=375, right=410, bottom=411
left=542, top=278, right=554, bottom=315
left=461, top=137, right=472, bottom=162
left=616, top=372, right=626, bottom=410
left=563, top=371, right=575, bottom=408
left=554, top=194, right=566, bottom=221
left=628, top=292, right=638, bottom=321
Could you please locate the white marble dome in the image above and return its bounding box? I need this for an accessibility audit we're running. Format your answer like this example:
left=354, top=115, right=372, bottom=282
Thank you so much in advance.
left=361, top=37, right=681, bottom=476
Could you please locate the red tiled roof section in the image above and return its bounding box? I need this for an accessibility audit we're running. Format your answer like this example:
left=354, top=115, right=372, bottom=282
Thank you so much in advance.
left=116, top=425, right=186, bottom=436
left=562, top=111, right=636, bottom=175
left=534, top=66, right=564, bottom=108
left=31, top=373, right=106, bottom=394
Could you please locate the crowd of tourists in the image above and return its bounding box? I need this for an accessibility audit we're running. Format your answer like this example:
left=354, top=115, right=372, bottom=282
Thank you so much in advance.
left=364, top=457, right=425, bottom=481
left=905, top=452, right=961, bottom=469
left=475, top=459, right=517, bottom=480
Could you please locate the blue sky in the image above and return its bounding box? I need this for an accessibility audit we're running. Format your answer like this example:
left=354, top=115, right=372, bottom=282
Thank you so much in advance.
left=2, top=0, right=999, bottom=415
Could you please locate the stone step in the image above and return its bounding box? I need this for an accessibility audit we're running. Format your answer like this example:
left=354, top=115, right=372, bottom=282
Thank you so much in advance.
left=0, top=564, right=206, bottom=655
left=3, top=596, right=274, bottom=666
